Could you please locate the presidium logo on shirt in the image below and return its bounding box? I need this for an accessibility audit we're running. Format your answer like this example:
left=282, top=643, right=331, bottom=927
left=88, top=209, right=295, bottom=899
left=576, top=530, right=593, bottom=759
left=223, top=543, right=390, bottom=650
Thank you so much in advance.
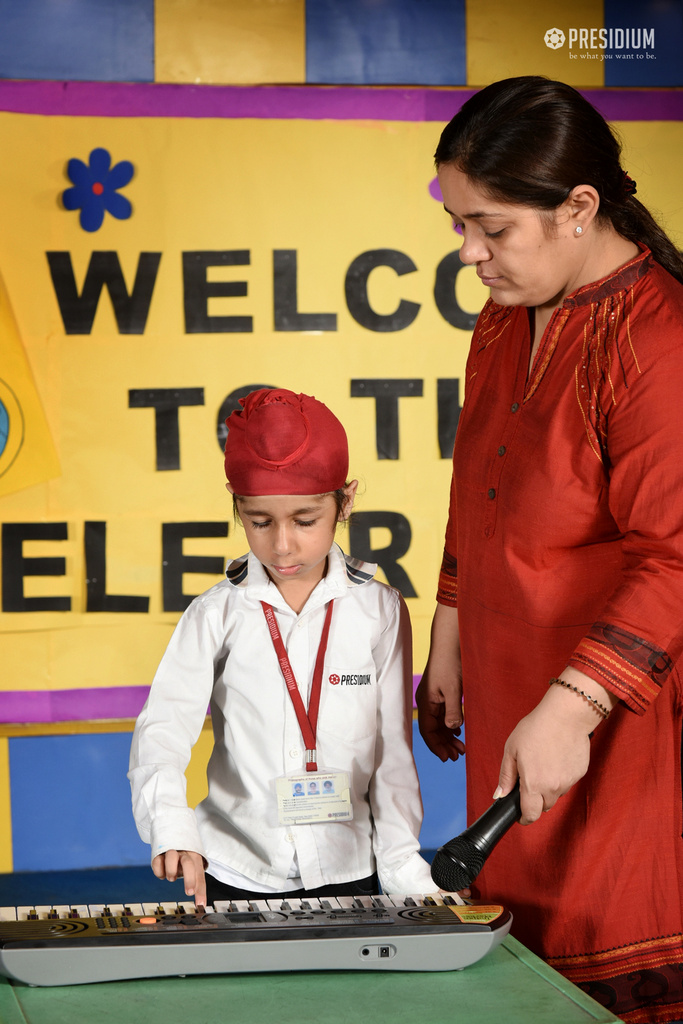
left=328, top=673, right=372, bottom=686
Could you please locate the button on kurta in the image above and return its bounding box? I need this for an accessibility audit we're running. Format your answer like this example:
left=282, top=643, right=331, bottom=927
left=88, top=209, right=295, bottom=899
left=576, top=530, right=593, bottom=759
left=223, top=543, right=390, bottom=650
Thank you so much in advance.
left=488, top=488, right=496, bottom=499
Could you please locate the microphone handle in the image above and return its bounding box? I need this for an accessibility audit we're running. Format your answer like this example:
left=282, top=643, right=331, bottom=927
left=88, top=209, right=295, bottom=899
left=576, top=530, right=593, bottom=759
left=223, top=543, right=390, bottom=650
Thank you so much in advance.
left=460, top=780, right=521, bottom=853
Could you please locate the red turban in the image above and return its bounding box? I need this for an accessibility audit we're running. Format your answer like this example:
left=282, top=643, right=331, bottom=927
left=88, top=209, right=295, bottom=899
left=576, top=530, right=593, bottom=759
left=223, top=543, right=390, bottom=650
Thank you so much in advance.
left=224, top=388, right=349, bottom=496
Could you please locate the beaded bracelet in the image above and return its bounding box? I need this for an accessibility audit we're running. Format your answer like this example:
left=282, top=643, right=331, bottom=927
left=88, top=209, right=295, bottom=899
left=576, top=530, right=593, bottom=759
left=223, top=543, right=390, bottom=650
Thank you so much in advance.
left=548, top=677, right=611, bottom=720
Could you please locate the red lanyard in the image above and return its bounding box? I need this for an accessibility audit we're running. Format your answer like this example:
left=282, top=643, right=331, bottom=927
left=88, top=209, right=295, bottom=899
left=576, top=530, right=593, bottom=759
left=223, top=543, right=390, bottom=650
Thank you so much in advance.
left=261, top=600, right=334, bottom=772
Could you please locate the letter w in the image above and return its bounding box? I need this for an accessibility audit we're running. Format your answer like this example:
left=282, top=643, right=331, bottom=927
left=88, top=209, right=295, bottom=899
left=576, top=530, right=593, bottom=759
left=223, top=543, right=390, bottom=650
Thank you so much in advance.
left=46, top=251, right=161, bottom=334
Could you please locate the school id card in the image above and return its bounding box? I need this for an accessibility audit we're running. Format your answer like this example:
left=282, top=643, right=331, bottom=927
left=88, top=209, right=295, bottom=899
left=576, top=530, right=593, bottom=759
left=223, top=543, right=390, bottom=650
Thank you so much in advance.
left=275, top=769, right=353, bottom=825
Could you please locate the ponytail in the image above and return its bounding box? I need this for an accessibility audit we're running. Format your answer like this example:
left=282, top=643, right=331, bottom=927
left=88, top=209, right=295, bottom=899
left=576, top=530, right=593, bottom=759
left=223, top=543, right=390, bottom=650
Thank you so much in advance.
left=435, top=76, right=683, bottom=286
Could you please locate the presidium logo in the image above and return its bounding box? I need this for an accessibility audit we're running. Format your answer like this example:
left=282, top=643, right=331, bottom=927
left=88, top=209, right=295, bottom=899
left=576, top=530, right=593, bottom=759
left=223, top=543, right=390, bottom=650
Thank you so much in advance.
left=328, top=673, right=372, bottom=686
left=544, top=28, right=565, bottom=49
left=543, top=25, right=655, bottom=56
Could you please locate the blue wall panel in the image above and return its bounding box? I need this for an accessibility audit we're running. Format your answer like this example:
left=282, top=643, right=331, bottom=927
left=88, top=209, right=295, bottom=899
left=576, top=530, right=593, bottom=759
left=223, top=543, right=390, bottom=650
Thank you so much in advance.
left=0, top=0, right=154, bottom=82
left=8, top=725, right=464, bottom=872
left=604, top=0, right=683, bottom=86
left=306, top=0, right=466, bottom=86
left=413, top=720, right=466, bottom=851
left=10, top=733, right=148, bottom=872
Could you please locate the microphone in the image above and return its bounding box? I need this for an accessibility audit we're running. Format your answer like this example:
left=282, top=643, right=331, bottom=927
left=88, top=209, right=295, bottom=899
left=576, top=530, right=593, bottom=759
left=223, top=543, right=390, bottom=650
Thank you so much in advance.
left=430, top=780, right=521, bottom=892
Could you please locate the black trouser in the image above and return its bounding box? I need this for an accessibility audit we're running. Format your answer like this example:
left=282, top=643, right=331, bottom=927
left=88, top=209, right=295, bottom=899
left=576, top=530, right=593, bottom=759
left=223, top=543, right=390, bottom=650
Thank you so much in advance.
left=205, top=872, right=379, bottom=905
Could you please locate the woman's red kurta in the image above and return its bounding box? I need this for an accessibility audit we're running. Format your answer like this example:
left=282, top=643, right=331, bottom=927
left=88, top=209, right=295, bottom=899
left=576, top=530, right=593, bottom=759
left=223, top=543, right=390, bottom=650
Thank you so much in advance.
left=438, top=248, right=683, bottom=1023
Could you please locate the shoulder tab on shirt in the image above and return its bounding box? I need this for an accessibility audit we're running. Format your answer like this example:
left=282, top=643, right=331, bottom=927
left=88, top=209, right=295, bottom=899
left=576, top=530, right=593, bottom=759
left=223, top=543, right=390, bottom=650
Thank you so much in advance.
left=343, top=551, right=377, bottom=586
left=226, top=555, right=249, bottom=587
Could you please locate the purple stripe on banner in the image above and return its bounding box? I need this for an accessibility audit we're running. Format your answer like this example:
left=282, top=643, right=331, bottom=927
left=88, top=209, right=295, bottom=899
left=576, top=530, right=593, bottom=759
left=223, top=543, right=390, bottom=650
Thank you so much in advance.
left=1, top=687, right=150, bottom=724
left=0, top=82, right=680, bottom=122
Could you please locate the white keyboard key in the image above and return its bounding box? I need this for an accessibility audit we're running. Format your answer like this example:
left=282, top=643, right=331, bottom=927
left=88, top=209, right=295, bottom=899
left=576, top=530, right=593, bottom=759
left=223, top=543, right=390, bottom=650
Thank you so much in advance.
left=67, top=905, right=89, bottom=919
left=0, top=907, right=17, bottom=921
left=247, top=900, right=271, bottom=913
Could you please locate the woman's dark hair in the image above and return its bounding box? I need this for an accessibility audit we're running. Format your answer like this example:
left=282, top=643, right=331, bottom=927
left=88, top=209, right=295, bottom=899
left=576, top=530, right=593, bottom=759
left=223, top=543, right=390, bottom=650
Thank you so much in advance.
left=435, top=76, right=683, bottom=285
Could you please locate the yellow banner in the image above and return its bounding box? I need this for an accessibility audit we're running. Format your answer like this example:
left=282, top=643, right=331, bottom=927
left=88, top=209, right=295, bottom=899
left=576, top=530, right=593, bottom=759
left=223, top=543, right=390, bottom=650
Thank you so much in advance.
left=0, top=108, right=681, bottom=702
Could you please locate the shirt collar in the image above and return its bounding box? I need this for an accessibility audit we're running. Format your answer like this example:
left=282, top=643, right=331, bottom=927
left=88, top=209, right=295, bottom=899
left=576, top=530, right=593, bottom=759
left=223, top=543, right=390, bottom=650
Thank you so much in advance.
left=225, top=544, right=378, bottom=610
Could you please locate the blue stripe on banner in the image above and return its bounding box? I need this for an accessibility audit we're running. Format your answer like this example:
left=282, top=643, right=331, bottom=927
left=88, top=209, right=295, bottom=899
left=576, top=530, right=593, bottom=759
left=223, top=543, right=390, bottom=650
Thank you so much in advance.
left=10, top=734, right=148, bottom=871
left=0, top=0, right=154, bottom=83
left=305, top=0, right=466, bottom=86
left=604, top=0, right=683, bottom=86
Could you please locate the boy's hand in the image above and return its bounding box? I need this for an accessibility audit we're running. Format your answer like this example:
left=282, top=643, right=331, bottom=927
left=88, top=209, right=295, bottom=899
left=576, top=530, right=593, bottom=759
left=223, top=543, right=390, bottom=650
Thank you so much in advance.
left=152, top=849, right=208, bottom=908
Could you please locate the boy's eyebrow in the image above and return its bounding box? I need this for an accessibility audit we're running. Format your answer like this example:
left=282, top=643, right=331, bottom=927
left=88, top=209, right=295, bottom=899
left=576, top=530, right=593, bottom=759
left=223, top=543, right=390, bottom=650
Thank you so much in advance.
left=241, top=504, right=324, bottom=516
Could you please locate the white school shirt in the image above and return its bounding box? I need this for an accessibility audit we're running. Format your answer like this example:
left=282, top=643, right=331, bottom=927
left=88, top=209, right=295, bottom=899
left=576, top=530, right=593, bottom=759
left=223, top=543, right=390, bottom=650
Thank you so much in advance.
left=128, top=543, right=435, bottom=895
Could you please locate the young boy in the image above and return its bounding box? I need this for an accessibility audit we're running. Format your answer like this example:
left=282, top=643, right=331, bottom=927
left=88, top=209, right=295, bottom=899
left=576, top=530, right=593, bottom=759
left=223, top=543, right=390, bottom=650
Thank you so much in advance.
left=129, top=388, right=435, bottom=907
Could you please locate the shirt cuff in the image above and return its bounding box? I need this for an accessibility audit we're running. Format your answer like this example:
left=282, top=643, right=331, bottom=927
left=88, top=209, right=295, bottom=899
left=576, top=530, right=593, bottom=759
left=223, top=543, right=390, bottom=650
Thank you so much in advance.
left=379, top=852, right=436, bottom=895
left=149, top=809, right=206, bottom=863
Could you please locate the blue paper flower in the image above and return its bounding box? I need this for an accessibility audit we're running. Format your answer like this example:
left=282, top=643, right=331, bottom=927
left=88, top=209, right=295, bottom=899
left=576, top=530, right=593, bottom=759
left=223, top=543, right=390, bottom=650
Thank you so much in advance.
left=62, top=148, right=134, bottom=232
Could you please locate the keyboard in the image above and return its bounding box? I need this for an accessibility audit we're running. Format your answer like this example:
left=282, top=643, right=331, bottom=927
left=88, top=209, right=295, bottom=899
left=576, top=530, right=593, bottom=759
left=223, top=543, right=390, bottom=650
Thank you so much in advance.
left=0, top=893, right=512, bottom=986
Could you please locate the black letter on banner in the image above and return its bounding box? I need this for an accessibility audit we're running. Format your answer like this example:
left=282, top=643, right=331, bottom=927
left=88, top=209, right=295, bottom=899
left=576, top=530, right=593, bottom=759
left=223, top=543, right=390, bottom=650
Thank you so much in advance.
left=216, top=384, right=275, bottom=451
left=162, top=522, right=229, bottom=612
left=2, top=522, right=70, bottom=611
left=437, top=379, right=461, bottom=458
left=129, top=388, right=205, bottom=471
left=433, top=250, right=479, bottom=331
left=273, top=250, right=337, bottom=332
left=345, top=250, right=420, bottom=332
left=183, top=251, right=253, bottom=333
left=84, top=522, right=150, bottom=613
left=349, top=512, right=416, bottom=598
left=46, top=252, right=161, bottom=334
left=350, top=379, right=423, bottom=459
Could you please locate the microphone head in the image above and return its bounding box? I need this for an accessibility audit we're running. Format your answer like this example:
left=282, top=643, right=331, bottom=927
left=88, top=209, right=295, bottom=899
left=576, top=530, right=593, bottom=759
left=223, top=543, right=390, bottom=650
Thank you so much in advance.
left=431, top=836, right=486, bottom=892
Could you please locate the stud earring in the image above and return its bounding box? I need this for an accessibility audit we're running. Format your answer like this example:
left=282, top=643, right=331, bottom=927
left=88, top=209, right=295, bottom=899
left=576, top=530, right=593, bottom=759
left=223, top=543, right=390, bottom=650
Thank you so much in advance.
left=575, top=226, right=583, bottom=235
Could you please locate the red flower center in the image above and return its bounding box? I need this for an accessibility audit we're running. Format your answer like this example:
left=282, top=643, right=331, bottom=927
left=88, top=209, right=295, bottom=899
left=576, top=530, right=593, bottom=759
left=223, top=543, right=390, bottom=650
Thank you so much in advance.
left=92, top=182, right=104, bottom=195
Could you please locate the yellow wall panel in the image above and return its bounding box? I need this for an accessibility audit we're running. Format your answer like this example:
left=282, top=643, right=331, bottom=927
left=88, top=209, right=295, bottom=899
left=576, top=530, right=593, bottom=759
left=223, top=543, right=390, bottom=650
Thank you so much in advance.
left=467, top=0, right=605, bottom=87
left=0, top=739, right=12, bottom=872
left=185, top=721, right=212, bottom=809
left=155, top=0, right=306, bottom=84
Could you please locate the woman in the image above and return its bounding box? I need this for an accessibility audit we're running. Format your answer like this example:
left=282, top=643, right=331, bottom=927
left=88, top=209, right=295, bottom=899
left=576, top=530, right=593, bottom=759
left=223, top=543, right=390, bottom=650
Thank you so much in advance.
left=417, top=76, right=683, bottom=1024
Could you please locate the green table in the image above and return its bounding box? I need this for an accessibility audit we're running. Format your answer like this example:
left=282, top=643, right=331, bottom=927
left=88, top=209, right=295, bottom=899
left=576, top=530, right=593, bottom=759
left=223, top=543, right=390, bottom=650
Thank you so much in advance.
left=0, top=936, right=621, bottom=1024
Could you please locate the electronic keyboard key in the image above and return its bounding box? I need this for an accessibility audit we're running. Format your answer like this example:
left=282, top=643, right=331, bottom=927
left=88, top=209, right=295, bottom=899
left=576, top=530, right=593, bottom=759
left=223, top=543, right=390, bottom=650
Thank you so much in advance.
left=0, top=908, right=17, bottom=922
left=124, top=904, right=144, bottom=917
left=371, top=895, right=394, bottom=909
left=68, top=905, right=89, bottom=919
left=50, top=906, right=71, bottom=919
left=104, top=904, right=126, bottom=917
left=442, top=892, right=466, bottom=906
left=383, top=895, right=408, bottom=908
left=335, top=896, right=358, bottom=909
left=248, top=900, right=271, bottom=913
left=212, top=901, right=232, bottom=914
left=283, top=898, right=304, bottom=911
left=353, top=896, right=375, bottom=909
left=159, top=902, right=180, bottom=916
left=300, top=898, right=325, bottom=911
left=229, top=900, right=252, bottom=913
left=141, top=903, right=165, bottom=917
